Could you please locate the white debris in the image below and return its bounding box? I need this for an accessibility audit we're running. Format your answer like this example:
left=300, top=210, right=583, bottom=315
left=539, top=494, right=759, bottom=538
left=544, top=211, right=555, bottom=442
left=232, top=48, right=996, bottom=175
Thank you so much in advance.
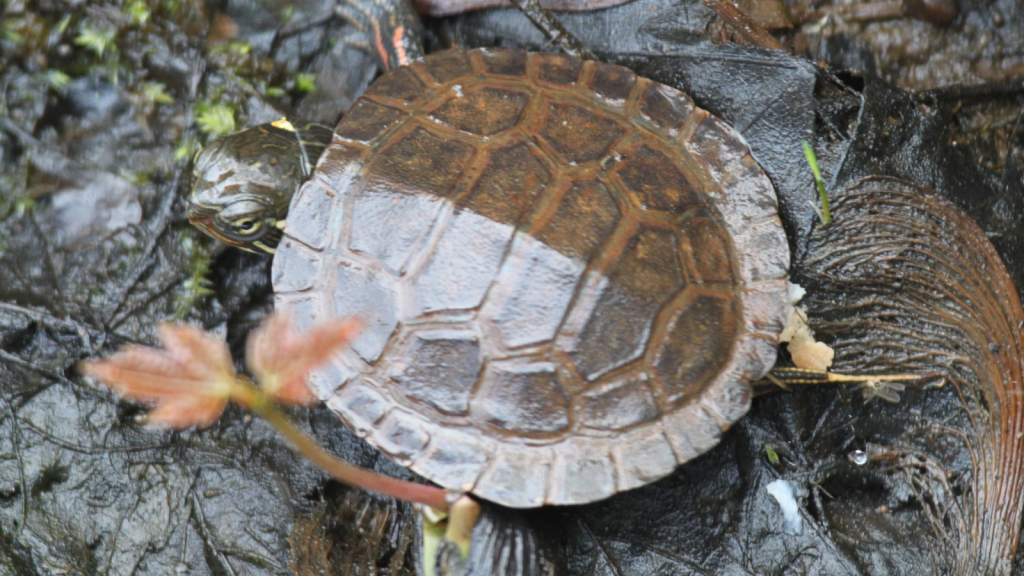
left=780, top=282, right=834, bottom=370
left=452, top=84, right=463, bottom=98
left=766, top=479, right=803, bottom=535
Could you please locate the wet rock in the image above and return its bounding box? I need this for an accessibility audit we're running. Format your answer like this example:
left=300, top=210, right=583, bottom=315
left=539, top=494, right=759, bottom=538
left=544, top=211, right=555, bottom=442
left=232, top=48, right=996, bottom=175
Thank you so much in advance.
left=50, top=171, right=142, bottom=250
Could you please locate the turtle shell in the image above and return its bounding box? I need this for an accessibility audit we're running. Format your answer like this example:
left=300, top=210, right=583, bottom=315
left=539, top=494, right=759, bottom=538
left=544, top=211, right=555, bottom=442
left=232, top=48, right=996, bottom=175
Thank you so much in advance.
left=273, top=48, right=789, bottom=507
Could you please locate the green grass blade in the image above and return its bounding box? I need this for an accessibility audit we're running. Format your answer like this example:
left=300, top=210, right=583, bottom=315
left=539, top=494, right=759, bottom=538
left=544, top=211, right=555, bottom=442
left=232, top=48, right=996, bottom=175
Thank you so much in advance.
left=802, top=141, right=831, bottom=224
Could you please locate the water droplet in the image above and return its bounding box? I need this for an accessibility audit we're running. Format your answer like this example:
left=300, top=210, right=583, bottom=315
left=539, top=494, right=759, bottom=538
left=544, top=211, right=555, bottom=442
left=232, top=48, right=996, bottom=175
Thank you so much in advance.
left=850, top=449, right=868, bottom=465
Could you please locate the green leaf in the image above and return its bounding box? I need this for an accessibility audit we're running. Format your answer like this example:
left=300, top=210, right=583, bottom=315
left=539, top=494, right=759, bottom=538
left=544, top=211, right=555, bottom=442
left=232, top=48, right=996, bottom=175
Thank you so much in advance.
left=765, top=444, right=780, bottom=465
left=2, top=21, right=26, bottom=45
left=174, top=140, right=198, bottom=162
left=75, top=23, right=117, bottom=57
left=196, top=103, right=236, bottom=137
left=54, top=15, right=73, bottom=36
left=141, top=81, right=173, bottom=105
left=124, top=0, right=151, bottom=25
left=802, top=141, right=831, bottom=225
left=43, top=70, right=71, bottom=92
left=294, top=73, right=316, bottom=93
left=264, top=86, right=286, bottom=98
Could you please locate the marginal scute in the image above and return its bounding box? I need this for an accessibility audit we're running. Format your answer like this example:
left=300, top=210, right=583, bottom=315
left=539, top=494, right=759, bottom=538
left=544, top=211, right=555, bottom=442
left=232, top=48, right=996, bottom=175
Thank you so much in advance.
left=475, top=360, right=570, bottom=435
left=563, top=225, right=686, bottom=380
left=654, top=291, right=739, bottom=404
left=332, top=262, right=398, bottom=362
left=550, top=445, right=615, bottom=504
left=418, top=48, right=473, bottom=84
left=684, top=112, right=752, bottom=183
left=639, top=81, right=694, bottom=136
left=314, top=140, right=363, bottom=181
left=375, top=411, right=430, bottom=463
left=531, top=52, right=582, bottom=86
left=476, top=450, right=552, bottom=508
left=586, top=61, right=637, bottom=104
left=613, top=429, right=677, bottom=489
left=743, top=279, right=789, bottom=333
left=715, top=164, right=778, bottom=230
left=538, top=102, right=626, bottom=164
left=732, top=217, right=790, bottom=281
left=389, top=328, right=483, bottom=415
left=429, top=87, right=531, bottom=136
left=276, top=294, right=321, bottom=337
left=306, top=359, right=356, bottom=398
left=328, top=380, right=389, bottom=437
left=479, top=48, right=527, bottom=77
left=416, top=429, right=491, bottom=490
left=661, top=405, right=721, bottom=463
left=363, top=66, right=427, bottom=105
left=615, top=144, right=701, bottom=212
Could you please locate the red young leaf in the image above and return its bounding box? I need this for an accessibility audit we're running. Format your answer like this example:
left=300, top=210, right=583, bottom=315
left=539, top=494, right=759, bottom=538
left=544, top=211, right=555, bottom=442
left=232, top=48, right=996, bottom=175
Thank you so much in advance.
left=246, top=312, right=363, bottom=406
left=80, top=323, right=235, bottom=428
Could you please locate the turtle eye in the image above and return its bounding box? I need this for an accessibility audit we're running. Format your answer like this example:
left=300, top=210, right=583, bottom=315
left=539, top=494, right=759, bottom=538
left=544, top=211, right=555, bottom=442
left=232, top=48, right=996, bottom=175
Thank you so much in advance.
left=234, top=218, right=261, bottom=234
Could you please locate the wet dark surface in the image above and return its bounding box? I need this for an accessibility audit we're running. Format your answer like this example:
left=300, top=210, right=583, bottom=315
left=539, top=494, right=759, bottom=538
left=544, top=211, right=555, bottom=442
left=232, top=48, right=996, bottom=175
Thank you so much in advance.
left=2, top=0, right=1024, bottom=574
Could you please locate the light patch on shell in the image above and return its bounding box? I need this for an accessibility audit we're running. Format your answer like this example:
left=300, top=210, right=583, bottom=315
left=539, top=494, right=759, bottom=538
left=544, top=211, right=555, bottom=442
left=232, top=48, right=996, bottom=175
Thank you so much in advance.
left=271, top=117, right=295, bottom=132
left=780, top=282, right=834, bottom=371
left=766, top=479, right=803, bottom=535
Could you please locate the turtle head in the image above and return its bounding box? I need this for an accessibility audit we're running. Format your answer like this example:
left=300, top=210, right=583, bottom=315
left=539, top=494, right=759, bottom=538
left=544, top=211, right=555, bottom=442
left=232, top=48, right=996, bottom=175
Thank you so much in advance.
left=187, top=119, right=333, bottom=254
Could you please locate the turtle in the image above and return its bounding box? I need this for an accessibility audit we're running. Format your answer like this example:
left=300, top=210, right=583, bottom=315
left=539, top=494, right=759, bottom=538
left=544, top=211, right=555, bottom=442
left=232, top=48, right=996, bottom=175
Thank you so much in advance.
left=187, top=45, right=790, bottom=507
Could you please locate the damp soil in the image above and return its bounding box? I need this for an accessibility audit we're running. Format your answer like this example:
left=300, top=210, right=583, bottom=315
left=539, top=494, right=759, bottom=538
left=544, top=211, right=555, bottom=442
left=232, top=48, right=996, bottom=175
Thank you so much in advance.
left=2, top=0, right=1024, bottom=574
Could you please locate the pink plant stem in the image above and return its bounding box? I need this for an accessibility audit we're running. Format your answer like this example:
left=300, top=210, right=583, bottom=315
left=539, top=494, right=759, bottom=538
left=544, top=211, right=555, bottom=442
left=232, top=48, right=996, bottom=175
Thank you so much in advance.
left=232, top=382, right=450, bottom=511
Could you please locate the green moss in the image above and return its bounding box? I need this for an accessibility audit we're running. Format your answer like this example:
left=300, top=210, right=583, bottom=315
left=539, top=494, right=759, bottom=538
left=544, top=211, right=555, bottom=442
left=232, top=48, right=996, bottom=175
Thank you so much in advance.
left=196, top=102, right=237, bottom=137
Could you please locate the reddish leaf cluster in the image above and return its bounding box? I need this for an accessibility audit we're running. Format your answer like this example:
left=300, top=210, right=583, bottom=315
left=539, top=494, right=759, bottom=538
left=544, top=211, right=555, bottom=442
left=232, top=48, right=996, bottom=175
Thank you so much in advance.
left=247, top=314, right=362, bottom=406
left=80, top=313, right=361, bottom=429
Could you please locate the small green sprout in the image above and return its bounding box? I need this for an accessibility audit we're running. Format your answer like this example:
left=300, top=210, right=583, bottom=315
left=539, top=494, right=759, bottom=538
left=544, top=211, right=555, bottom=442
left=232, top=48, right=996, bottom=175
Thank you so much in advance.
left=294, top=73, right=317, bottom=93
left=140, top=81, right=173, bottom=105
left=173, top=232, right=215, bottom=319
left=54, top=15, right=73, bottom=36
left=174, top=140, right=199, bottom=162
left=265, top=86, right=287, bottom=98
left=124, top=0, right=151, bottom=25
left=14, top=197, right=36, bottom=217
left=802, top=141, right=831, bottom=225
left=75, top=22, right=117, bottom=57
left=765, top=444, right=780, bottom=465
left=196, top=103, right=236, bottom=137
left=2, top=20, right=26, bottom=45
left=209, top=40, right=251, bottom=57
left=43, top=70, right=71, bottom=92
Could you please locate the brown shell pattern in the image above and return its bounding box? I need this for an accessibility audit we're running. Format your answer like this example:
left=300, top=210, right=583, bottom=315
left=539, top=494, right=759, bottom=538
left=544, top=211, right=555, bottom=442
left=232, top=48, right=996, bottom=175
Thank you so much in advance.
left=273, top=48, right=789, bottom=507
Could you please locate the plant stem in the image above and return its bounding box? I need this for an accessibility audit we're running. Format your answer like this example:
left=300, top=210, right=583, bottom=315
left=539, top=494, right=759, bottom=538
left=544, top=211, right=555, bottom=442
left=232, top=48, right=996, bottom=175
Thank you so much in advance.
left=802, top=141, right=831, bottom=224
left=231, top=381, right=450, bottom=511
